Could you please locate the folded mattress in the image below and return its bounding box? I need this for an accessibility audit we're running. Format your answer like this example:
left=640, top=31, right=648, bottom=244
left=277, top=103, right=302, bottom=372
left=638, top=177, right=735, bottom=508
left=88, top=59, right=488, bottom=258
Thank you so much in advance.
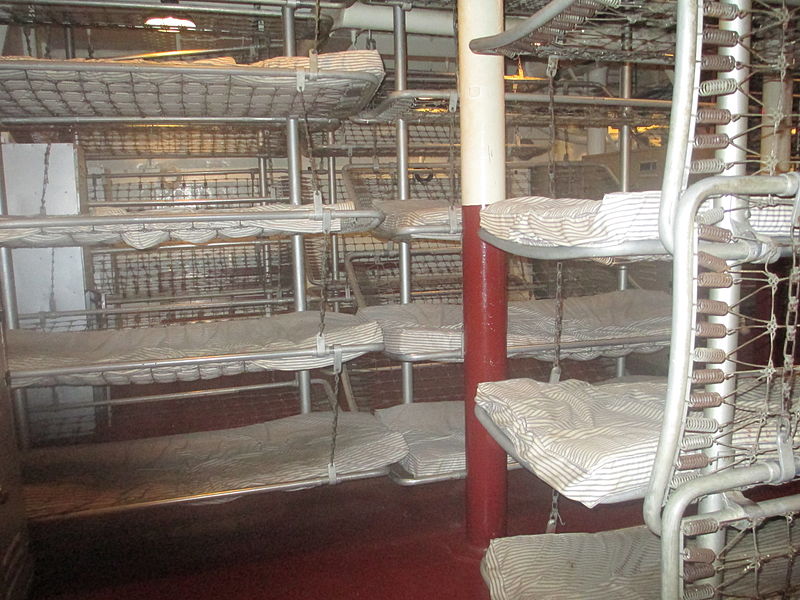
left=376, top=401, right=515, bottom=479
left=372, top=199, right=460, bottom=241
left=481, top=190, right=795, bottom=249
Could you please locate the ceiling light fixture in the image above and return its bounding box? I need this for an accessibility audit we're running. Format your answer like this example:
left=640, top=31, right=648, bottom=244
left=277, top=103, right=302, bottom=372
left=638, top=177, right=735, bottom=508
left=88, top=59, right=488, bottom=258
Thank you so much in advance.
left=144, top=16, right=197, bottom=32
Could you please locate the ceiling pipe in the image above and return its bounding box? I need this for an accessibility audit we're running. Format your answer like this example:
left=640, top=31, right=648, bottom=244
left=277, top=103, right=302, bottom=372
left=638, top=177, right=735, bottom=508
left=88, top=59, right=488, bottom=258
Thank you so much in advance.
left=331, top=2, right=523, bottom=37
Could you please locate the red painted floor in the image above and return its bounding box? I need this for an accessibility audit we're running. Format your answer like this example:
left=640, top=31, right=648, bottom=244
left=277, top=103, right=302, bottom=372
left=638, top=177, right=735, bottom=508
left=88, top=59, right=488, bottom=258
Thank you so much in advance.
left=28, top=470, right=644, bottom=600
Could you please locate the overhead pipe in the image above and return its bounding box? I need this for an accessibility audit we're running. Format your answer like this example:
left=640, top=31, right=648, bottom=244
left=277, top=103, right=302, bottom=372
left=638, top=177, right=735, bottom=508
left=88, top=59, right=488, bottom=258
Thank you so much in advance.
left=331, top=2, right=525, bottom=37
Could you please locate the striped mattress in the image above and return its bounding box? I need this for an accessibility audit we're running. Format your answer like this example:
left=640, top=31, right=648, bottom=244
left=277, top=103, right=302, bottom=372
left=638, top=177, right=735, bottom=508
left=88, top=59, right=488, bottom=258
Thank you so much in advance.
left=480, top=190, right=796, bottom=248
left=360, top=289, right=671, bottom=362
left=0, top=201, right=373, bottom=249
left=23, top=411, right=409, bottom=520
left=8, top=311, right=383, bottom=387
left=481, top=527, right=661, bottom=600
left=476, top=378, right=800, bottom=507
left=372, top=198, right=461, bottom=241
left=376, top=401, right=515, bottom=479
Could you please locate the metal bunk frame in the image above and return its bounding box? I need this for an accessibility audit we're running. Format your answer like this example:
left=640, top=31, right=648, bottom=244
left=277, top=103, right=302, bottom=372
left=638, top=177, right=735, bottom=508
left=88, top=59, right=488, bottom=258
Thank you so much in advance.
left=467, top=0, right=800, bottom=597
left=0, top=4, right=408, bottom=519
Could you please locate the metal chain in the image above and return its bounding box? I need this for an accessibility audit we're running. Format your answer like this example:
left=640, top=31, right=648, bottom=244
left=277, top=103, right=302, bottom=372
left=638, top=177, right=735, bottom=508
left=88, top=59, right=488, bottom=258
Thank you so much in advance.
left=39, top=144, right=52, bottom=216
left=298, top=91, right=339, bottom=473
left=328, top=370, right=340, bottom=475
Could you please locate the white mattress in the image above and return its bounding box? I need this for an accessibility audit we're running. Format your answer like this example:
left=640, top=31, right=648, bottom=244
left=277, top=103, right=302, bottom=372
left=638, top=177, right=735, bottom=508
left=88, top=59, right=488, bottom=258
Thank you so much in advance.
left=360, top=289, right=671, bottom=362
left=8, top=311, right=383, bottom=387
left=0, top=201, right=372, bottom=249
left=480, top=190, right=795, bottom=248
left=0, top=50, right=384, bottom=120
left=476, top=378, right=800, bottom=507
left=23, top=411, right=409, bottom=520
left=376, top=401, right=515, bottom=478
left=481, top=527, right=661, bottom=600
left=372, top=198, right=460, bottom=240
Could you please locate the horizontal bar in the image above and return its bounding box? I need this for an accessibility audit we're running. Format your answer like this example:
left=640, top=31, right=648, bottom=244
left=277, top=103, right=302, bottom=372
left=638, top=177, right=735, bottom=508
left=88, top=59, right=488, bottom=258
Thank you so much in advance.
left=10, top=343, right=385, bottom=384
left=30, top=467, right=390, bottom=523
left=0, top=208, right=383, bottom=228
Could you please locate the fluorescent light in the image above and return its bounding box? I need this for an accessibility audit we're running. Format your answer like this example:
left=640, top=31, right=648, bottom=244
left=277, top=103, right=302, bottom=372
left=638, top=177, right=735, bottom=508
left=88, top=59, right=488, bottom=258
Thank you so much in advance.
left=144, top=16, right=196, bottom=31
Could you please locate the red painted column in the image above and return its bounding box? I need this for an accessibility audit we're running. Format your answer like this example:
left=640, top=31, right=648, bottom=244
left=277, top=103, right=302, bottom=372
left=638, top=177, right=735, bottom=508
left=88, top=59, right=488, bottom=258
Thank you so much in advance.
left=457, top=0, right=508, bottom=550
left=463, top=206, right=508, bottom=548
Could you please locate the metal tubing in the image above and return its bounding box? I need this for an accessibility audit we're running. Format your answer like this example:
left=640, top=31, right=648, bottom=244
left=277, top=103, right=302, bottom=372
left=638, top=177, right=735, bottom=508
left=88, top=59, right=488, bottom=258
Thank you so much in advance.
left=660, top=460, right=800, bottom=600
left=63, top=25, right=74, bottom=59
left=696, top=0, right=751, bottom=574
left=393, top=4, right=415, bottom=405
left=616, top=37, right=633, bottom=379
left=615, top=264, right=628, bottom=378
left=27, top=380, right=308, bottom=411
left=459, top=0, right=508, bottom=549
left=283, top=5, right=312, bottom=413
left=326, top=131, right=341, bottom=282
left=658, top=0, right=703, bottom=246
left=0, top=0, right=352, bottom=16
left=761, top=77, right=793, bottom=173
left=0, top=209, right=383, bottom=229
left=0, top=145, right=28, bottom=449
left=469, top=0, right=577, bottom=55
left=9, top=343, right=384, bottom=386
left=586, top=67, right=608, bottom=155
left=643, top=172, right=799, bottom=536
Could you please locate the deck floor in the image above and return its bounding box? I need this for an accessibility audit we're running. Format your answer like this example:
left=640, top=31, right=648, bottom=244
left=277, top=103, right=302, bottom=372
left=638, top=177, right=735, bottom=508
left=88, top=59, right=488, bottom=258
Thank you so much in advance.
left=29, top=469, right=645, bottom=600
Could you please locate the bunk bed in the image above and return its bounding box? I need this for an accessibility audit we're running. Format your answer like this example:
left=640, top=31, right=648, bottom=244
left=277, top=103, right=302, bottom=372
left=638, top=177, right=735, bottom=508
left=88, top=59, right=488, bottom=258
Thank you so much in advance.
left=340, top=155, right=675, bottom=483
left=0, top=4, right=425, bottom=517
left=464, top=0, right=800, bottom=597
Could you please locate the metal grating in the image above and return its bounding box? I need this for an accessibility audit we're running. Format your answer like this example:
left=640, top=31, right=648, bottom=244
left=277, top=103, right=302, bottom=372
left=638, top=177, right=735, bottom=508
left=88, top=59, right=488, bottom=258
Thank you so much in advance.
left=87, top=168, right=327, bottom=207
left=470, top=0, right=678, bottom=64
left=89, top=239, right=294, bottom=324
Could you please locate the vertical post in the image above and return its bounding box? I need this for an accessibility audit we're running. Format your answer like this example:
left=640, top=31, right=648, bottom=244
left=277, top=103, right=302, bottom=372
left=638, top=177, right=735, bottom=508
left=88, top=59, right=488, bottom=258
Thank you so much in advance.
left=761, top=76, right=793, bottom=174
left=283, top=6, right=312, bottom=412
left=63, top=26, right=75, bottom=59
left=394, top=4, right=414, bottom=404
left=326, top=131, right=340, bottom=284
left=0, top=145, right=28, bottom=449
left=257, top=131, right=269, bottom=198
left=697, top=0, right=751, bottom=573
left=458, top=0, right=508, bottom=548
left=616, top=42, right=633, bottom=378
left=586, top=66, right=608, bottom=156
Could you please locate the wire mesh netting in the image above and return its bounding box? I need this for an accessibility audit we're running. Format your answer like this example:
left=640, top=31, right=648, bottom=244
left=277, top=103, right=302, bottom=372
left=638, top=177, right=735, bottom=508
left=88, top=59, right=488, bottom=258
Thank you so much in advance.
left=89, top=240, right=294, bottom=322
left=0, top=54, right=382, bottom=122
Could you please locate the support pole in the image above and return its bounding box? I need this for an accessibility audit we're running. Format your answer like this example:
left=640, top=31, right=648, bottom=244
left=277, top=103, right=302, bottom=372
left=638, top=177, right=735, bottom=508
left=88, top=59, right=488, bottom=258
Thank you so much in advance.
left=326, top=131, right=340, bottom=283
left=283, top=6, right=312, bottom=412
left=0, top=145, right=28, bottom=449
left=761, top=76, right=793, bottom=174
left=696, top=0, right=751, bottom=580
left=586, top=66, right=608, bottom=155
left=616, top=42, right=632, bottom=378
left=394, top=4, right=414, bottom=404
left=458, top=0, right=508, bottom=548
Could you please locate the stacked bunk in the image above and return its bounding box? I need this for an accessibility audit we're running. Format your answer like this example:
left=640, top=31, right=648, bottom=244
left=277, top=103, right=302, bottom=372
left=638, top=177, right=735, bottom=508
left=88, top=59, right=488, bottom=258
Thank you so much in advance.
left=340, top=158, right=674, bottom=483
left=0, top=7, right=424, bottom=520
left=466, top=0, right=800, bottom=598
